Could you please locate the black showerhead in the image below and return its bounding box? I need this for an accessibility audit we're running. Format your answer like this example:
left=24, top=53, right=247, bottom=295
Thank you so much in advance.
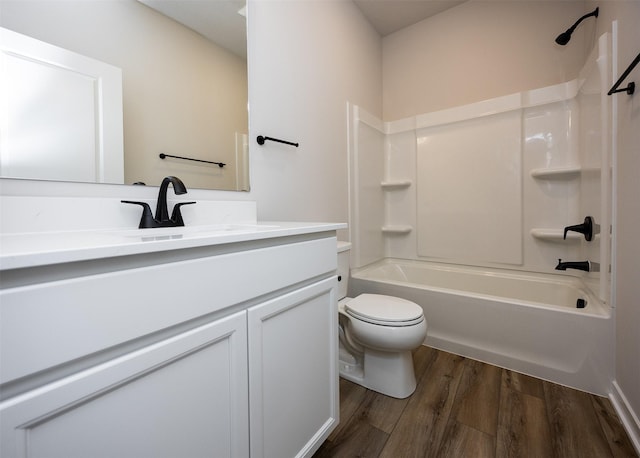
left=555, top=7, right=599, bottom=46
left=555, top=31, right=572, bottom=46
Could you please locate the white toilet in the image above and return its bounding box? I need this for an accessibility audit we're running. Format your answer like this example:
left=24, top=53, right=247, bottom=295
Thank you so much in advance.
left=337, top=242, right=427, bottom=398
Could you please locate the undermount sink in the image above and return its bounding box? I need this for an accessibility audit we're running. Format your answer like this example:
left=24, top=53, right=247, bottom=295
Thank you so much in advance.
left=105, top=224, right=281, bottom=242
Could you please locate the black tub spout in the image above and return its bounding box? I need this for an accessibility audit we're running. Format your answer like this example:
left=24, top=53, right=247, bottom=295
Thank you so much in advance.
left=555, top=259, right=592, bottom=272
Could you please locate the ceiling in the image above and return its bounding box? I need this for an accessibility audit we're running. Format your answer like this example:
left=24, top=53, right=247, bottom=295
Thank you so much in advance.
left=138, top=0, right=248, bottom=58
left=138, top=0, right=467, bottom=59
left=354, top=0, right=467, bottom=36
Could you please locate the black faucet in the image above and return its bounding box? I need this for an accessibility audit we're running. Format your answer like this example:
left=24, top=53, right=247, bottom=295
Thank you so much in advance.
left=555, top=259, right=594, bottom=272
left=122, top=176, right=195, bottom=228
left=563, top=216, right=596, bottom=241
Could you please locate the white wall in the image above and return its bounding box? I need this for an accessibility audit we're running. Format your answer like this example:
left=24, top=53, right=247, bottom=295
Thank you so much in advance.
left=382, top=0, right=590, bottom=120
left=1, top=0, right=247, bottom=190
left=593, top=0, right=640, bottom=449
left=248, top=0, right=382, bottom=232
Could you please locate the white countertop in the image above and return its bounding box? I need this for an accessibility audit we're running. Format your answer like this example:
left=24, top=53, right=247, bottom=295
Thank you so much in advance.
left=0, top=222, right=347, bottom=270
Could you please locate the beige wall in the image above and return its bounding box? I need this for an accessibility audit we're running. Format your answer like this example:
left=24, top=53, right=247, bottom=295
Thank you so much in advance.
left=382, top=0, right=590, bottom=120
left=1, top=0, right=248, bottom=191
left=593, top=0, right=640, bottom=443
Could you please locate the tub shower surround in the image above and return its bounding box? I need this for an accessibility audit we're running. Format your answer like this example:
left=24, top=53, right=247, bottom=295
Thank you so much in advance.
left=347, top=33, right=613, bottom=394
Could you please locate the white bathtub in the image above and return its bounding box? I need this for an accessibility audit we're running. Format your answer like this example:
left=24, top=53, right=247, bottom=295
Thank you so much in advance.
left=349, top=259, right=613, bottom=395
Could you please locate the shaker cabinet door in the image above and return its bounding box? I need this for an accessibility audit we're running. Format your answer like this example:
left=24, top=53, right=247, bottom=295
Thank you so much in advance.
left=0, top=311, right=249, bottom=458
left=248, top=277, right=339, bottom=458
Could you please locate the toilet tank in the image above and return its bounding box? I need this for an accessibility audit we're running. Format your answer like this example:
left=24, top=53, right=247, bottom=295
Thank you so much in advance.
left=337, top=241, right=351, bottom=299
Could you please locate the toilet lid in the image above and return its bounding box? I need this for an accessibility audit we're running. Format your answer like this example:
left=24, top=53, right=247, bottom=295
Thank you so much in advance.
left=345, top=294, right=424, bottom=326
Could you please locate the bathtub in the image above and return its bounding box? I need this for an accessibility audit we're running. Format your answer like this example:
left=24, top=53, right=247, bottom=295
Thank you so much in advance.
left=349, top=259, right=613, bottom=395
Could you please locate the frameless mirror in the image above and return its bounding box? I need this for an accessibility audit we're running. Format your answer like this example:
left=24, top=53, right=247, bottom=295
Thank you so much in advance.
left=0, top=0, right=249, bottom=191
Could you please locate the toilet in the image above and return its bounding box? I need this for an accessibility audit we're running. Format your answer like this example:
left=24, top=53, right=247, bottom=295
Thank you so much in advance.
left=337, top=242, right=427, bottom=399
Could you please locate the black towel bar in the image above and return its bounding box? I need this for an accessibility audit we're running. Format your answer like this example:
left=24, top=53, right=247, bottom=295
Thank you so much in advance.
left=608, top=51, right=639, bottom=96
left=159, top=153, right=225, bottom=168
left=256, top=135, right=299, bottom=147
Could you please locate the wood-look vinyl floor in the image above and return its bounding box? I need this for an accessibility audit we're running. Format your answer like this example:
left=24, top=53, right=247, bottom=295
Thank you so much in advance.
left=314, top=346, right=638, bottom=458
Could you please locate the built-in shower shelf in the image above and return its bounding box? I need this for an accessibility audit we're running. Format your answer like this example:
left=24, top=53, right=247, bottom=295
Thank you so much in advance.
left=580, top=166, right=602, bottom=175
left=381, top=179, right=412, bottom=190
left=530, top=229, right=582, bottom=241
left=382, top=225, right=412, bottom=234
left=530, top=166, right=581, bottom=179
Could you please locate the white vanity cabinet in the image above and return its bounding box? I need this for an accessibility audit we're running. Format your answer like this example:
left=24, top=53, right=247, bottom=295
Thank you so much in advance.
left=0, top=232, right=339, bottom=458
left=248, top=277, right=338, bottom=458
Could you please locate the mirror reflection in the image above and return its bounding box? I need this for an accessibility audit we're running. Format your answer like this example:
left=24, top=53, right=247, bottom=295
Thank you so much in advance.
left=0, top=0, right=249, bottom=191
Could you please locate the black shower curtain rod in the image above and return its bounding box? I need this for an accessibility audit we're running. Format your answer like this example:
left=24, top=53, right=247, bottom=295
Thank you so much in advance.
left=608, top=51, right=639, bottom=96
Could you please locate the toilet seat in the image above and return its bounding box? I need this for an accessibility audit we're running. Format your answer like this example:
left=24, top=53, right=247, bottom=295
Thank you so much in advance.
left=345, top=294, right=424, bottom=327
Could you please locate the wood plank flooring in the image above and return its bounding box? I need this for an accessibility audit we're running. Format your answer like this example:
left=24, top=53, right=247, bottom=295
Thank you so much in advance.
left=314, top=346, right=638, bottom=458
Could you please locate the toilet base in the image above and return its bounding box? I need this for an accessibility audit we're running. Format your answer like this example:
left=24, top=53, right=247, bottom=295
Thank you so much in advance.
left=339, top=346, right=364, bottom=379
left=339, top=347, right=417, bottom=399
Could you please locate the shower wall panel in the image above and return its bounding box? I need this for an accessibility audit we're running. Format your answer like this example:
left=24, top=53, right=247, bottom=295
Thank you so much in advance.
left=416, top=111, right=523, bottom=265
left=522, top=101, right=581, bottom=272
left=348, top=105, right=385, bottom=268
left=384, top=129, right=417, bottom=261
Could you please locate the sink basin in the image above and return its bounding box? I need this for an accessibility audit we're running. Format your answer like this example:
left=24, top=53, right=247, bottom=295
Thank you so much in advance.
left=105, top=224, right=281, bottom=242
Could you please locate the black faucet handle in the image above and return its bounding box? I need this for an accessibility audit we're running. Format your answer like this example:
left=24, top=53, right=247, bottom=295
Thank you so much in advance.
left=171, top=202, right=196, bottom=226
left=563, top=216, right=594, bottom=241
left=121, top=200, right=156, bottom=229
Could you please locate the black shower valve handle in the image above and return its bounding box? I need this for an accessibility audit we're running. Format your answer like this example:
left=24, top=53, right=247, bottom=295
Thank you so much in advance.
left=563, top=216, right=594, bottom=241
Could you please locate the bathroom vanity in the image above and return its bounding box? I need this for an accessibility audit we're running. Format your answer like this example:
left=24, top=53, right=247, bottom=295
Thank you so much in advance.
left=0, top=205, right=343, bottom=458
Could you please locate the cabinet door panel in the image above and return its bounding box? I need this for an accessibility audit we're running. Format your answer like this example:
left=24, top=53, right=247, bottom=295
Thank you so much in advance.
left=0, top=311, right=248, bottom=458
left=248, top=277, right=338, bottom=458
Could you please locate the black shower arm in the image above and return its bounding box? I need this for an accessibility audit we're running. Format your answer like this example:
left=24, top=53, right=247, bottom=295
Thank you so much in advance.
left=565, top=8, right=599, bottom=35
